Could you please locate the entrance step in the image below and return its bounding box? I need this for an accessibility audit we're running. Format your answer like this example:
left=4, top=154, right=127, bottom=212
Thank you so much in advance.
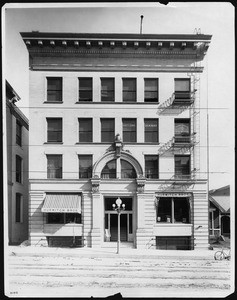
left=102, top=242, right=134, bottom=249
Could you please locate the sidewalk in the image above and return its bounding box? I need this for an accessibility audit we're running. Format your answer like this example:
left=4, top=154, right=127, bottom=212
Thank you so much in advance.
left=7, top=244, right=217, bottom=259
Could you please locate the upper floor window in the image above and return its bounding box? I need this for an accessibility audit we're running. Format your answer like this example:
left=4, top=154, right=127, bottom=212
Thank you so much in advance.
left=174, top=155, right=190, bottom=179
left=79, top=118, right=92, bottom=142
left=16, top=120, right=22, bottom=146
left=144, top=78, right=158, bottom=102
left=47, top=77, right=62, bottom=102
left=16, top=155, right=22, bottom=183
left=78, top=78, right=93, bottom=102
left=15, top=193, right=23, bottom=223
left=122, top=119, right=136, bottom=142
left=101, top=159, right=116, bottom=179
left=174, top=119, right=190, bottom=143
left=121, top=159, right=136, bottom=179
left=79, top=155, right=92, bottom=178
left=174, top=78, right=190, bottom=99
left=157, top=197, right=190, bottom=223
left=123, top=78, right=136, bottom=102
left=144, top=119, right=158, bottom=143
left=47, top=118, right=62, bottom=142
left=101, top=78, right=114, bottom=102
left=145, top=155, right=159, bottom=179
left=101, top=118, right=115, bottom=142
left=47, top=155, right=62, bottom=179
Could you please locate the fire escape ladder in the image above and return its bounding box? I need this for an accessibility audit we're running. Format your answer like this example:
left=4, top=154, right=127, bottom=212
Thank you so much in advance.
left=158, top=137, right=175, bottom=156
left=157, top=93, right=175, bottom=113
left=189, top=60, right=201, bottom=180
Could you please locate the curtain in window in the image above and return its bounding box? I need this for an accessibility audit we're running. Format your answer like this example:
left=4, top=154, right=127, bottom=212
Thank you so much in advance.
left=47, top=155, right=62, bottom=178
left=101, top=78, right=114, bottom=101
left=175, top=79, right=190, bottom=91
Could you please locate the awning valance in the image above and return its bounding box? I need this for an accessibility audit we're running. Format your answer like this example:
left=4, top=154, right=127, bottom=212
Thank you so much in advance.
left=42, top=194, right=81, bottom=213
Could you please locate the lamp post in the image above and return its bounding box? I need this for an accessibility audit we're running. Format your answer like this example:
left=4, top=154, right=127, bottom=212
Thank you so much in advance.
left=112, top=197, right=125, bottom=254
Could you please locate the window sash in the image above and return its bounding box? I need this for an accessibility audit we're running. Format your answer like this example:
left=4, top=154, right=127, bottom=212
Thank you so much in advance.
left=16, top=155, right=22, bottom=183
left=47, top=119, right=62, bottom=142
left=101, top=119, right=115, bottom=142
left=47, top=78, right=62, bottom=102
left=157, top=198, right=190, bottom=223
left=145, top=119, right=158, bottom=142
left=79, top=155, right=92, bottom=178
left=144, top=79, right=158, bottom=102
left=79, top=78, right=93, bottom=101
left=47, top=155, right=62, bottom=179
left=121, top=160, right=136, bottom=178
left=175, top=156, right=190, bottom=176
left=16, top=121, right=22, bottom=146
left=175, top=79, right=190, bottom=92
left=123, top=119, right=136, bottom=142
left=123, top=79, right=136, bottom=102
left=145, top=155, right=159, bottom=178
left=101, top=160, right=116, bottom=179
left=79, top=119, right=92, bottom=142
left=101, top=78, right=115, bottom=102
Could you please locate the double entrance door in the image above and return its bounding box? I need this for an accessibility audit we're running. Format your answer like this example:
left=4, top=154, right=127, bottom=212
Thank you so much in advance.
left=104, top=197, right=133, bottom=242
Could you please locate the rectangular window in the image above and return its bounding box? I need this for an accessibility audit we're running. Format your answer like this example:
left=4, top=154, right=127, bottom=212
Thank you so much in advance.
left=101, top=118, right=115, bottom=142
left=144, top=119, right=158, bottom=143
left=16, top=120, right=22, bottom=146
left=157, top=197, right=190, bottom=223
left=15, top=193, right=22, bottom=223
left=47, top=155, right=62, bottom=179
left=144, top=78, right=158, bottom=102
left=47, top=77, right=62, bottom=102
left=79, top=118, right=92, bottom=142
left=174, top=119, right=190, bottom=143
left=123, top=78, right=136, bottom=102
left=47, top=213, right=81, bottom=224
left=16, top=155, right=22, bottom=183
left=101, top=78, right=114, bottom=102
left=79, top=155, right=92, bottom=178
left=145, top=155, right=159, bottom=179
left=174, top=78, right=190, bottom=99
left=156, top=236, right=191, bottom=250
left=79, top=78, right=92, bottom=101
left=175, top=155, right=190, bottom=179
left=47, top=118, right=62, bottom=142
left=123, top=119, right=136, bottom=142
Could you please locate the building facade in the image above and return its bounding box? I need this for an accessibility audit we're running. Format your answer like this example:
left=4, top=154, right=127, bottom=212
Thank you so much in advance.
left=209, top=185, right=230, bottom=238
left=6, top=81, right=29, bottom=245
left=21, top=32, right=211, bottom=250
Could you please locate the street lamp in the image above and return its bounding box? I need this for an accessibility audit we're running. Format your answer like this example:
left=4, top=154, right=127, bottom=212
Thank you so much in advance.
left=112, top=197, right=125, bottom=254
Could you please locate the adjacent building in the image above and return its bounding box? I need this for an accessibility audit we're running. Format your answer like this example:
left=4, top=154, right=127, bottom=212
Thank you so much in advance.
left=21, top=31, right=211, bottom=250
left=6, top=80, right=29, bottom=245
left=209, top=185, right=230, bottom=238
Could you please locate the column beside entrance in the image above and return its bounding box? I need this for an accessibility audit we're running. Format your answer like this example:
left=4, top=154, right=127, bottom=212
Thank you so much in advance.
left=91, top=177, right=102, bottom=247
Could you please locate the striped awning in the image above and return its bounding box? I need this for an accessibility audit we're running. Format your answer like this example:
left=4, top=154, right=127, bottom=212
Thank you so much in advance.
left=42, top=194, right=81, bottom=213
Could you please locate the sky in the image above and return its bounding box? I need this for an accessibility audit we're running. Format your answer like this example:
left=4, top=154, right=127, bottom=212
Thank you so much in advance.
left=2, top=2, right=235, bottom=191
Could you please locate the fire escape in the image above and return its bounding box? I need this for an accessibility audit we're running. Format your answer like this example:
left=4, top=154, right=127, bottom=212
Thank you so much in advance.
left=157, top=63, right=201, bottom=191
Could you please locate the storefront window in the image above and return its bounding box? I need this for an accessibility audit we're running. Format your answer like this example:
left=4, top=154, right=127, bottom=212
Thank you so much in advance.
left=47, top=213, right=81, bottom=224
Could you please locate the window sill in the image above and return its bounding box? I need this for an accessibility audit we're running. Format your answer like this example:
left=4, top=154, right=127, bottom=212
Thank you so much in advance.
left=75, top=102, right=159, bottom=105
left=43, top=101, right=63, bottom=104
left=44, top=142, right=63, bottom=144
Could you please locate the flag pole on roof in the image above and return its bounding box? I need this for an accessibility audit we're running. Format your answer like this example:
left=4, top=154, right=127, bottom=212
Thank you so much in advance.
left=140, top=15, right=144, bottom=34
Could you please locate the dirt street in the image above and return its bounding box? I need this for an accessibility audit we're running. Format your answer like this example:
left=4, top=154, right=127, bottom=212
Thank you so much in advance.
left=5, top=250, right=232, bottom=298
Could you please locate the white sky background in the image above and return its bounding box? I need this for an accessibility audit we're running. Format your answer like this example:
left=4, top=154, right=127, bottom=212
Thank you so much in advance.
left=2, top=2, right=235, bottom=191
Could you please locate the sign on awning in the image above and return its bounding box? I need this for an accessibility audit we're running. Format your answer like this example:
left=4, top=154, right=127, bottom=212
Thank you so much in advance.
left=41, top=194, right=81, bottom=213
